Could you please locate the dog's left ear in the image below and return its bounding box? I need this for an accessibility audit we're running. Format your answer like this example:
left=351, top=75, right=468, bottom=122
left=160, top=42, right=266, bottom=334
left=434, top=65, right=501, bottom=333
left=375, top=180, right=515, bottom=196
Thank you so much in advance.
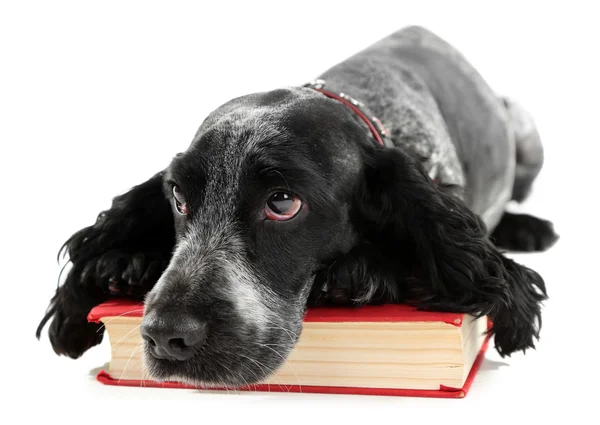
left=353, top=147, right=547, bottom=356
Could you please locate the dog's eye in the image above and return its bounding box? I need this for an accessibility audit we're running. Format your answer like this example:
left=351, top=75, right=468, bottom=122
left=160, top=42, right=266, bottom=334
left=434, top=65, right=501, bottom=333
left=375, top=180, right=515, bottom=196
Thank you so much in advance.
left=172, top=185, right=188, bottom=215
left=265, top=192, right=302, bottom=221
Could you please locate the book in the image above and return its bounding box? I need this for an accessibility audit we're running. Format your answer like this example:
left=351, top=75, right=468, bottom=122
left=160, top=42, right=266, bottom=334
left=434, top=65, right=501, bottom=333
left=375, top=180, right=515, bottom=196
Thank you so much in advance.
left=88, top=300, right=490, bottom=398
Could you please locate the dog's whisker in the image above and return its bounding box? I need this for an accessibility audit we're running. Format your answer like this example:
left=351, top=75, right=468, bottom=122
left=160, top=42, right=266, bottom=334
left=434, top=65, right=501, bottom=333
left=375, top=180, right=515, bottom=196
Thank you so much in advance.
left=217, top=361, right=247, bottom=395
left=261, top=342, right=293, bottom=348
left=96, top=305, right=144, bottom=332
left=55, top=261, right=71, bottom=289
left=263, top=326, right=298, bottom=346
left=226, top=343, right=294, bottom=392
left=274, top=170, right=291, bottom=193
left=219, top=344, right=264, bottom=387
left=238, top=353, right=274, bottom=380
left=110, top=324, right=141, bottom=350
left=118, top=340, right=144, bottom=384
left=253, top=341, right=301, bottom=392
left=262, top=317, right=299, bottom=339
left=238, top=361, right=267, bottom=393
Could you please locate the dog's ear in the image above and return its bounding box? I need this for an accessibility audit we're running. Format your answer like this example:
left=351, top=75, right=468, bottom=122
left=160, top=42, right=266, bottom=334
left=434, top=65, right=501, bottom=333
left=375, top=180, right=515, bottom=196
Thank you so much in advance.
left=353, top=147, right=547, bottom=356
left=36, top=171, right=175, bottom=358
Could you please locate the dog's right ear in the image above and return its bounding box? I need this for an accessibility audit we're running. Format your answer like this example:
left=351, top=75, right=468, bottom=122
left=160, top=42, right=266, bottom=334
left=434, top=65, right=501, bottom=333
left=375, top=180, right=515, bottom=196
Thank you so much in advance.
left=351, top=146, right=547, bottom=356
left=36, top=171, right=175, bottom=358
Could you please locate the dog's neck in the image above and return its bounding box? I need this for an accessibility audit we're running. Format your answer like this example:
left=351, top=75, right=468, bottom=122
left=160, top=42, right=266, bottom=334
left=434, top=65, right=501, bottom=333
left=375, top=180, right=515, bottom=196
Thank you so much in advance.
left=304, top=79, right=395, bottom=149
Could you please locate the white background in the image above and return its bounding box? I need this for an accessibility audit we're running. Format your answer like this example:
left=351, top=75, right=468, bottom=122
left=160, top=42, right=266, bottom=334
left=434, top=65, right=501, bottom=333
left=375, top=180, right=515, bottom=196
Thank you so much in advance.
left=1, top=0, right=598, bottom=423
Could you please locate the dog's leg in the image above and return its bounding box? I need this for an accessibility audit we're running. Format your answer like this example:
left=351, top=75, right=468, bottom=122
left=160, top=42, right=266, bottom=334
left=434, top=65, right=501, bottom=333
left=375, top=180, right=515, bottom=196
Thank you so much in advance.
left=490, top=98, right=558, bottom=252
left=491, top=212, right=558, bottom=252
left=502, top=97, right=544, bottom=202
left=36, top=172, right=175, bottom=358
left=309, top=245, right=404, bottom=307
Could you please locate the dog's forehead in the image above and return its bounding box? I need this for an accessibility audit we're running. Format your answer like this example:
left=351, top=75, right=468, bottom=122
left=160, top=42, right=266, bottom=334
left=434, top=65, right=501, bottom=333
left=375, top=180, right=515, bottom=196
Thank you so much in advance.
left=196, top=87, right=321, bottom=136
left=184, top=87, right=360, bottom=167
left=168, top=87, right=364, bottom=201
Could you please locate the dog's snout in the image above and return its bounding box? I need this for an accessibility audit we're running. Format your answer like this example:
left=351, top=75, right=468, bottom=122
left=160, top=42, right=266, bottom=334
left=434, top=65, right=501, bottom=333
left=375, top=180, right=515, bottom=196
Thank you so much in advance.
left=141, top=313, right=207, bottom=361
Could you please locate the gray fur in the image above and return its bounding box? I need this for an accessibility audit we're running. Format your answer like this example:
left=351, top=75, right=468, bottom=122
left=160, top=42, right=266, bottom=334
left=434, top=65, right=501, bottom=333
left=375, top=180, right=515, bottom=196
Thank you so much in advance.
left=502, top=97, right=544, bottom=201
left=318, top=26, right=526, bottom=229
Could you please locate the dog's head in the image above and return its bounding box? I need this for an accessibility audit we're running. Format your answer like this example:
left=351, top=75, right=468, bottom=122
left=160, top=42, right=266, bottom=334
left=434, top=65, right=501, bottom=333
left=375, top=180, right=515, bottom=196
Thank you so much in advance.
left=141, top=87, right=546, bottom=387
left=142, top=87, right=370, bottom=386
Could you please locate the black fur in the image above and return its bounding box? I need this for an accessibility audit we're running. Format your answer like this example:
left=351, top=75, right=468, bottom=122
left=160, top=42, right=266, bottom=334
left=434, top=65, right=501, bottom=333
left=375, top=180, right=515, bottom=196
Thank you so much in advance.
left=349, top=147, right=547, bottom=355
left=36, top=172, right=175, bottom=358
left=491, top=213, right=559, bottom=252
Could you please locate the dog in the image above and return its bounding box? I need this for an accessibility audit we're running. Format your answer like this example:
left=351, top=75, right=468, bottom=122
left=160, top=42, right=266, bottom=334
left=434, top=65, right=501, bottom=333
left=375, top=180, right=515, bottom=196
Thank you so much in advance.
left=37, top=26, right=558, bottom=387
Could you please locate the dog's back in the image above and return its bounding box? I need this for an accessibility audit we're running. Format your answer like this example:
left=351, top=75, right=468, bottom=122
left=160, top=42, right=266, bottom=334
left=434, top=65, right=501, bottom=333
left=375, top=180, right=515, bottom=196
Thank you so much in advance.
left=319, top=26, right=514, bottom=229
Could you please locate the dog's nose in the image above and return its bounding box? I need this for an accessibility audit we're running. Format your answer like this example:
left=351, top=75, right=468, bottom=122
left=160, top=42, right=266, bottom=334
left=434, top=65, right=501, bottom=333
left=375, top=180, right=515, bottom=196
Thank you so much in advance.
left=140, top=313, right=207, bottom=361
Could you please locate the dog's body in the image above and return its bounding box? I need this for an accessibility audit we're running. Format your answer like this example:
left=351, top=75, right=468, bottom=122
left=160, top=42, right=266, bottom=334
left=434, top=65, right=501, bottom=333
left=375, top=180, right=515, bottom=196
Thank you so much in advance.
left=320, top=27, right=511, bottom=228
left=38, top=27, right=557, bottom=387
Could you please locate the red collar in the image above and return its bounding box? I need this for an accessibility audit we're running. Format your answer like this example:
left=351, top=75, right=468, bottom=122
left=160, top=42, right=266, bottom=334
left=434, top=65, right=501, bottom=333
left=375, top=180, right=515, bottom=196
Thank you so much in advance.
left=304, top=79, right=392, bottom=148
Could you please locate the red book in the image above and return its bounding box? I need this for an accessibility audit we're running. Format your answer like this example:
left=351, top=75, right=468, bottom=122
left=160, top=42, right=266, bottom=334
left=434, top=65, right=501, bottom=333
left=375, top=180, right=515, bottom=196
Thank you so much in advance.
left=89, top=300, right=490, bottom=398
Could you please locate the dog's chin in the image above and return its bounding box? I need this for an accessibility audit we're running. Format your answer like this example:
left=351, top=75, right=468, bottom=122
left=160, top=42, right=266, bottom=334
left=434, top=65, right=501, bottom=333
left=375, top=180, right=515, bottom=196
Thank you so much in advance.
left=141, top=329, right=299, bottom=388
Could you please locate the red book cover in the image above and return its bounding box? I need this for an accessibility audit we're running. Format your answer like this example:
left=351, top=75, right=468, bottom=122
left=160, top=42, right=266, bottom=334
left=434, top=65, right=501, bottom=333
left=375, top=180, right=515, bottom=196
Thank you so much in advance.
left=89, top=300, right=490, bottom=398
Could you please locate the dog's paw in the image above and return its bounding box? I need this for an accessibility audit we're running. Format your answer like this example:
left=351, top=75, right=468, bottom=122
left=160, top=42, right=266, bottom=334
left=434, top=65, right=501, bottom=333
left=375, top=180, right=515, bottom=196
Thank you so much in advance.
left=37, top=250, right=166, bottom=358
left=82, top=250, right=167, bottom=298
left=36, top=271, right=108, bottom=359
left=309, top=247, right=401, bottom=307
left=492, top=213, right=559, bottom=252
left=48, top=307, right=104, bottom=359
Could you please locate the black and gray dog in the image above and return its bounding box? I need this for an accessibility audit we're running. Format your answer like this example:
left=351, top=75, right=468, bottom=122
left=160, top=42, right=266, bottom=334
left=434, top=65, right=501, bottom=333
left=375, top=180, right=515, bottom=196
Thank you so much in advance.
left=38, top=27, right=558, bottom=387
